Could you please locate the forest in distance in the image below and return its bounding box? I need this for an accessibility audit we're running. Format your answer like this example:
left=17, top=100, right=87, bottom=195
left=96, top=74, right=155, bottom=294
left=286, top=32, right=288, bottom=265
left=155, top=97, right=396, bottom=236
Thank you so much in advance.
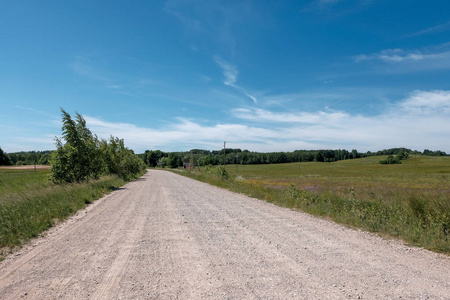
left=0, top=149, right=52, bottom=166
left=1, top=147, right=448, bottom=168
left=139, top=148, right=448, bottom=168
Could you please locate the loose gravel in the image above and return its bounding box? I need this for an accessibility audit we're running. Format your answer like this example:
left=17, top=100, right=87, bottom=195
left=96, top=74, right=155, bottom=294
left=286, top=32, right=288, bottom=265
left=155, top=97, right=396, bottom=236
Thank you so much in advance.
left=1, top=170, right=449, bottom=299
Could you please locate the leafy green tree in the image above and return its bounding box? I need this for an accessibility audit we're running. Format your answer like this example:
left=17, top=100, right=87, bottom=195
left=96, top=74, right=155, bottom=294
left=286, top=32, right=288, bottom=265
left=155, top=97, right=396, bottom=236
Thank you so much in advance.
left=0, top=147, right=12, bottom=166
left=423, top=149, right=448, bottom=156
left=314, top=151, right=324, bottom=162
left=38, top=152, right=51, bottom=165
left=168, top=152, right=180, bottom=168
left=101, top=136, right=145, bottom=180
left=51, top=109, right=104, bottom=183
left=140, top=150, right=166, bottom=167
left=350, top=149, right=359, bottom=159
left=159, top=157, right=169, bottom=168
left=396, top=150, right=409, bottom=160
left=101, top=136, right=121, bottom=175
left=379, top=155, right=401, bottom=165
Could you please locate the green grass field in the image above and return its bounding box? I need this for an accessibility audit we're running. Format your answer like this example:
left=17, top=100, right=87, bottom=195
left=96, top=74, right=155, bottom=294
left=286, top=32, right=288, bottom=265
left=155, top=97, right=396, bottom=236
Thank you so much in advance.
left=182, top=155, right=450, bottom=253
left=227, top=155, right=449, bottom=200
left=0, top=168, right=129, bottom=257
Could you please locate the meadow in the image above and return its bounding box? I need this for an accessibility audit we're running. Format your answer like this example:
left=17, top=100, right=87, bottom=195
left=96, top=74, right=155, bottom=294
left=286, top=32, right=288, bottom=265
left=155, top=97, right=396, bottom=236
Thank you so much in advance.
left=0, top=168, right=129, bottom=257
left=181, top=155, right=450, bottom=253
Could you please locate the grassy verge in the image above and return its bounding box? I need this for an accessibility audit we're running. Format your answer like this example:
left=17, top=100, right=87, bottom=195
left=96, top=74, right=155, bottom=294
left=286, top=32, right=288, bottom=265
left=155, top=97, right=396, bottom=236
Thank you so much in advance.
left=0, top=168, right=145, bottom=258
left=174, top=156, right=450, bottom=254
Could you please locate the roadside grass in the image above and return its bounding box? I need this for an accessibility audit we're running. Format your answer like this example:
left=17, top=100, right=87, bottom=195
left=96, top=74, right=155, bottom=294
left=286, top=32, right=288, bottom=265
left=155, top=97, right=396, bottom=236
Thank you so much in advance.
left=177, top=155, right=450, bottom=254
left=0, top=168, right=144, bottom=258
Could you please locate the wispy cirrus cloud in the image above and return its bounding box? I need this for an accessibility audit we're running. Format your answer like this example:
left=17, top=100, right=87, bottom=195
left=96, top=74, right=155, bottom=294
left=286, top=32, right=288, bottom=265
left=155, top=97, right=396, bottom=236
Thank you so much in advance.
left=164, top=0, right=259, bottom=56
left=354, top=48, right=433, bottom=63
left=407, top=21, right=450, bottom=37
left=317, top=0, right=345, bottom=6
left=70, top=56, right=114, bottom=84
left=302, top=0, right=372, bottom=17
left=214, top=56, right=258, bottom=103
left=303, top=0, right=345, bottom=11
left=70, top=56, right=161, bottom=97
left=214, top=56, right=238, bottom=86
left=353, top=48, right=450, bottom=72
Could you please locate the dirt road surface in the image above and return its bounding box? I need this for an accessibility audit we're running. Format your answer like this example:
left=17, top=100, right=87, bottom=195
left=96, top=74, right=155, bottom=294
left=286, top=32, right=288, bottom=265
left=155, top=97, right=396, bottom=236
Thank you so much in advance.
left=1, top=170, right=449, bottom=299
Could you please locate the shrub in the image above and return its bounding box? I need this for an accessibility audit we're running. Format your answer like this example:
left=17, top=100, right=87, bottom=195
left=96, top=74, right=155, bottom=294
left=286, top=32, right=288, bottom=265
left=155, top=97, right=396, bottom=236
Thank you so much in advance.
left=379, top=155, right=401, bottom=164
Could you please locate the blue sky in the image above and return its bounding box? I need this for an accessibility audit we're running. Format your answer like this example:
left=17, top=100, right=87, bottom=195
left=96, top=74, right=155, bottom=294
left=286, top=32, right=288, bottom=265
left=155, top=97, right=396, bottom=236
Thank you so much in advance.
left=1, top=0, right=450, bottom=153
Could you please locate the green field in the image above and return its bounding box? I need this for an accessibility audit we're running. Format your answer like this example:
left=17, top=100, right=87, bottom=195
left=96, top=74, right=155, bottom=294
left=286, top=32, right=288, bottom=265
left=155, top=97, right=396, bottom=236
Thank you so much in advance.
left=227, top=155, right=449, bottom=201
left=0, top=168, right=129, bottom=256
left=183, top=155, right=450, bottom=253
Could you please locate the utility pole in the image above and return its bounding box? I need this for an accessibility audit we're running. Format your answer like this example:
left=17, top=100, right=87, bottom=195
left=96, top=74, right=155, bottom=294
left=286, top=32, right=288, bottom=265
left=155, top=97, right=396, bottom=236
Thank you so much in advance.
left=223, top=142, right=226, bottom=167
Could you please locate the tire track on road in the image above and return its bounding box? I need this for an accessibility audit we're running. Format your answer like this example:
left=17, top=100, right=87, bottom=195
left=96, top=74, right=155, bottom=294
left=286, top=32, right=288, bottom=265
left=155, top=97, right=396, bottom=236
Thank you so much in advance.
left=90, top=176, right=152, bottom=299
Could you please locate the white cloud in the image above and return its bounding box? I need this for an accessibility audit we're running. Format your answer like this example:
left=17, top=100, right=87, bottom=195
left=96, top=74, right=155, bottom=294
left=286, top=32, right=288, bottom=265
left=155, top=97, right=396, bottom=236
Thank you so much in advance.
left=232, top=108, right=343, bottom=124
left=78, top=90, right=450, bottom=153
left=400, top=90, right=450, bottom=114
left=5, top=90, right=448, bottom=153
left=233, top=108, right=294, bottom=122
left=83, top=116, right=274, bottom=152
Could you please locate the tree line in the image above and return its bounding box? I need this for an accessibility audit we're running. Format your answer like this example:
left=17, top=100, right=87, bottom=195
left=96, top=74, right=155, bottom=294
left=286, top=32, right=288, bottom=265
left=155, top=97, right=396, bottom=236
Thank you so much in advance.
left=0, top=150, right=52, bottom=166
left=2, top=139, right=448, bottom=170
left=138, top=147, right=448, bottom=168
left=138, top=148, right=365, bottom=168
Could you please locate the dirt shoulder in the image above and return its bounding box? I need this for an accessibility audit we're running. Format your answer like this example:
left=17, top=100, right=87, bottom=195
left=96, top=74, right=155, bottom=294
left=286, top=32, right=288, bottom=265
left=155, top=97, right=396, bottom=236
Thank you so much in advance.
left=0, top=165, right=50, bottom=170
left=1, top=170, right=449, bottom=299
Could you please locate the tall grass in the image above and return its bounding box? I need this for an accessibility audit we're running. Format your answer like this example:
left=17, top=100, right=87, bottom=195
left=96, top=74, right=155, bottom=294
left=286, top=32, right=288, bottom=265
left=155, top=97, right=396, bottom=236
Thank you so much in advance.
left=177, top=156, right=450, bottom=253
left=0, top=169, right=136, bottom=255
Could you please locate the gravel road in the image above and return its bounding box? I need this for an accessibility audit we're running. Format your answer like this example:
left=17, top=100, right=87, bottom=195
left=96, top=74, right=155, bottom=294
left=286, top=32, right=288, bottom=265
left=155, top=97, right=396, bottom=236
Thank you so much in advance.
left=1, top=170, right=449, bottom=299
